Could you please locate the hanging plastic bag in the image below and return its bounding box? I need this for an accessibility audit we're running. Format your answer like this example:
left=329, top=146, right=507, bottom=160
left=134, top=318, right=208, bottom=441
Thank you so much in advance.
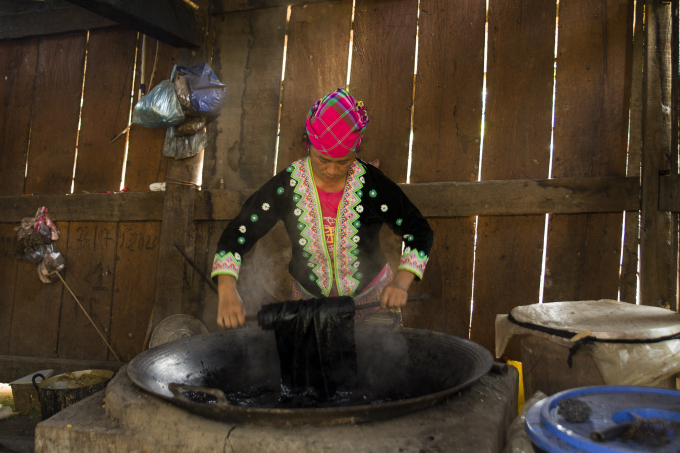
left=37, top=243, right=65, bottom=284
left=162, top=126, right=208, bottom=160
left=175, top=63, right=226, bottom=117
left=174, top=75, right=199, bottom=117
left=175, top=117, right=207, bottom=137
left=131, top=80, right=185, bottom=128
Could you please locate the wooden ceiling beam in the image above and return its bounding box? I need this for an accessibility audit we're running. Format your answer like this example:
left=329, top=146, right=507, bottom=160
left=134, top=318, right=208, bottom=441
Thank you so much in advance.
left=64, top=0, right=202, bottom=47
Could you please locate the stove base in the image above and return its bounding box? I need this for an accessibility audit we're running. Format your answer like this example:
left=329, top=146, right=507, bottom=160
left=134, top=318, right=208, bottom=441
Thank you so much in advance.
left=35, top=365, right=518, bottom=453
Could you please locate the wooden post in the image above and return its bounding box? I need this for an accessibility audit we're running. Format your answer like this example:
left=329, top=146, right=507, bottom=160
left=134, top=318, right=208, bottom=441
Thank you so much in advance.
left=672, top=0, right=680, bottom=311
left=150, top=0, right=213, bottom=331
left=620, top=0, right=645, bottom=303
left=640, top=0, right=676, bottom=310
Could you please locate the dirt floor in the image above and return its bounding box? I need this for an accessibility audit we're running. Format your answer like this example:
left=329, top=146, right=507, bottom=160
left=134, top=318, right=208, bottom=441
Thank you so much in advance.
left=0, top=384, right=38, bottom=453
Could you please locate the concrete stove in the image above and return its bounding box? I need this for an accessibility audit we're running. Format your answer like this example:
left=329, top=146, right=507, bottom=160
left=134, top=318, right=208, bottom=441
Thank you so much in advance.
left=35, top=365, right=518, bottom=453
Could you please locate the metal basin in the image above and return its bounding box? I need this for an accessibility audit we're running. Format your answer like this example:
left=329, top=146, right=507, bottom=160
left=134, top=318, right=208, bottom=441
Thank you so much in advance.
left=127, top=326, right=493, bottom=426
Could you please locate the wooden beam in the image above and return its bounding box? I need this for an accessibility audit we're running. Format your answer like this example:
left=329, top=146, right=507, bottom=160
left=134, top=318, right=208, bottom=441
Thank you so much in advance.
left=0, top=1, right=117, bottom=40
left=0, top=354, right=124, bottom=383
left=150, top=9, right=212, bottom=333
left=212, top=0, right=338, bottom=14
left=0, top=192, right=164, bottom=223
left=193, top=176, right=641, bottom=220
left=64, top=0, right=202, bottom=47
left=640, top=0, right=676, bottom=310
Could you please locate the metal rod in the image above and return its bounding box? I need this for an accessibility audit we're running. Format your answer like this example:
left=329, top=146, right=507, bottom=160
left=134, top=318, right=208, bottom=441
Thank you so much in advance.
left=357, top=293, right=428, bottom=310
left=244, top=294, right=428, bottom=323
left=53, top=271, right=121, bottom=361
left=175, top=243, right=219, bottom=294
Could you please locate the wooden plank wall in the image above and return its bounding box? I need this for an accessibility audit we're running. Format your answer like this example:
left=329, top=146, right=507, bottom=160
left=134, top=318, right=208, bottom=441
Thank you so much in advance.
left=0, top=27, right=169, bottom=363
left=195, top=0, right=639, bottom=358
left=0, top=0, right=644, bottom=363
left=544, top=0, right=633, bottom=303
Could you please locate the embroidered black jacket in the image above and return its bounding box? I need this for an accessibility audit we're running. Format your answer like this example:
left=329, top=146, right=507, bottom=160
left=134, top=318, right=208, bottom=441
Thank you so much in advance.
left=211, top=157, right=433, bottom=298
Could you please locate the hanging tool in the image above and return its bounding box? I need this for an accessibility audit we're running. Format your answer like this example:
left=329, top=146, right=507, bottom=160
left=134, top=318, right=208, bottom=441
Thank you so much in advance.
left=175, top=243, right=218, bottom=293
left=52, top=270, right=120, bottom=361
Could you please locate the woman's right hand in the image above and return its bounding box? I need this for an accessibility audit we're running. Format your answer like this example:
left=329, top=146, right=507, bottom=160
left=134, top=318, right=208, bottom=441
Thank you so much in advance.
left=217, top=274, right=246, bottom=328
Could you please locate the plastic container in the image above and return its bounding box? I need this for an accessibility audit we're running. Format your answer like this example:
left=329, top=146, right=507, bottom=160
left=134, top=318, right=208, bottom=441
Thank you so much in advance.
left=10, top=369, right=54, bottom=415
left=525, top=386, right=680, bottom=452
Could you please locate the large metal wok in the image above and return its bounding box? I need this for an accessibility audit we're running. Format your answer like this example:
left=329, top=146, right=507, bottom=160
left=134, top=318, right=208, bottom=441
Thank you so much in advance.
left=127, top=325, right=493, bottom=426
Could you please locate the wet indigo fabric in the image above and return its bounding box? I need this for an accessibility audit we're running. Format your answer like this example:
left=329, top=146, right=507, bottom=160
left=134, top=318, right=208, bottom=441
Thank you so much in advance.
left=259, top=297, right=358, bottom=399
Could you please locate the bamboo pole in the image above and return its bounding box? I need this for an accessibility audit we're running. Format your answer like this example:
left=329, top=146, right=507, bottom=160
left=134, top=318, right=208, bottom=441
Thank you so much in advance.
left=53, top=271, right=121, bottom=361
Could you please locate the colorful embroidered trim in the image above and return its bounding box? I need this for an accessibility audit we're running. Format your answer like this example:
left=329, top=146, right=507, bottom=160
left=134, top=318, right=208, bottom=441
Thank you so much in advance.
left=398, top=248, right=429, bottom=280
left=291, top=158, right=333, bottom=295
left=334, top=160, right=366, bottom=296
left=211, top=251, right=242, bottom=281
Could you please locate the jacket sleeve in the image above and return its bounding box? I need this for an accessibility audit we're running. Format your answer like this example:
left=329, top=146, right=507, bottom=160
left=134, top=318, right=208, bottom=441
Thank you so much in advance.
left=211, top=174, right=286, bottom=282
left=366, top=163, right=434, bottom=280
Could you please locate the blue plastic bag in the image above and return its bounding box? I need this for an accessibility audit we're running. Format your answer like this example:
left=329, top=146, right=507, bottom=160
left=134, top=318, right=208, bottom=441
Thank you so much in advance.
left=175, top=63, right=226, bottom=117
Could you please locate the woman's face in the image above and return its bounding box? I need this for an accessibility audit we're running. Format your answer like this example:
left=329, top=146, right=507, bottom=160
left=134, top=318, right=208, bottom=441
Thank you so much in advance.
left=309, top=146, right=355, bottom=183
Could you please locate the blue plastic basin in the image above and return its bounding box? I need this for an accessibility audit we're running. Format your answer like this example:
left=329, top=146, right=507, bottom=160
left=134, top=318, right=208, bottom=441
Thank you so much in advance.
left=525, top=386, right=680, bottom=453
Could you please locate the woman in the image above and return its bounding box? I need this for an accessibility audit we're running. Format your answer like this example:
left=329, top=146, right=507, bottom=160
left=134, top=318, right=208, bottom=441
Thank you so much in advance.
left=211, top=88, right=433, bottom=328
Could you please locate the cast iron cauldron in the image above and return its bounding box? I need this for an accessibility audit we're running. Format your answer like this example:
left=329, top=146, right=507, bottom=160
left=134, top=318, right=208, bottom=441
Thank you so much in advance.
left=128, top=325, right=493, bottom=426
left=32, top=370, right=114, bottom=420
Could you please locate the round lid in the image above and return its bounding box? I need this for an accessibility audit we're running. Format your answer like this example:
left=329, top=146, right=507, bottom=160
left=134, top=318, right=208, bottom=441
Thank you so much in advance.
left=510, top=300, right=680, bottom=341
left=150, top=314, right=209, bottom=348
left=526, top=386, right=680, bottom=453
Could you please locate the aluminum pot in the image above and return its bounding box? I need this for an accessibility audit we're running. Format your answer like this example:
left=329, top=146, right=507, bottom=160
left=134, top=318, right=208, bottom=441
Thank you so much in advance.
left=32, top=369, right=114, bottom=420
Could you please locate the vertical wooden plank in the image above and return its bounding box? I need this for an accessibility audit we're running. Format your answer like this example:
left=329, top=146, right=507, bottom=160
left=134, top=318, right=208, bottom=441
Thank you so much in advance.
left=109, top=222, right=161, bottom=361
left=0, top=38, right=38, bottom=197
left=404, top=219, right=475, bottom=336
left=640, top=0, right=676, bottom=310
left=124, top=38, right=179, bottom=192
left=544, top=0, right=633, bottom=303
left=203, top=8, right=287, bottom=191
left=470, top=0, right=556, bottom=356
left=276, top=0, right=352, bottom=171
left=620, top=0, right=645, bottom=304
left=350, top=0, right=418, bottom=183
left=409, top=0, right=485, bottom=184
left=0, top=224, right=19, bottom=354
left=9, top=222, right=69, bottom=357
left=24, top=33, right=87, bottom=196
left=73, top=28, right=137, bottom=194
left=57, top=222, right=117, bottom=360
left=404, top=0, right=485, bottom=337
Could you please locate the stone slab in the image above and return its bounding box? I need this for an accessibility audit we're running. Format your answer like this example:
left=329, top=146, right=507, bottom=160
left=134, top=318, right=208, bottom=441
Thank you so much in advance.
left=36, top=365, right=518, bottom=453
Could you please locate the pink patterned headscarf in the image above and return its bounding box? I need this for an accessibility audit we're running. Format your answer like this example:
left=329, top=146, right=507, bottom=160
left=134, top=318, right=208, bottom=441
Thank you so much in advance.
left=305, top=88, right=369, bottom=158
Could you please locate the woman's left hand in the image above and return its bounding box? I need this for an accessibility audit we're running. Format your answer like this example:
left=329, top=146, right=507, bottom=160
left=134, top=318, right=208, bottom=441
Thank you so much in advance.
left=379, top=270, right=416, bottom=309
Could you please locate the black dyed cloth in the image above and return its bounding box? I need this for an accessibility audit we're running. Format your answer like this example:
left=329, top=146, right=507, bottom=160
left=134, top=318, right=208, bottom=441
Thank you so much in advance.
left=258, top=297, right=358, bottom=399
